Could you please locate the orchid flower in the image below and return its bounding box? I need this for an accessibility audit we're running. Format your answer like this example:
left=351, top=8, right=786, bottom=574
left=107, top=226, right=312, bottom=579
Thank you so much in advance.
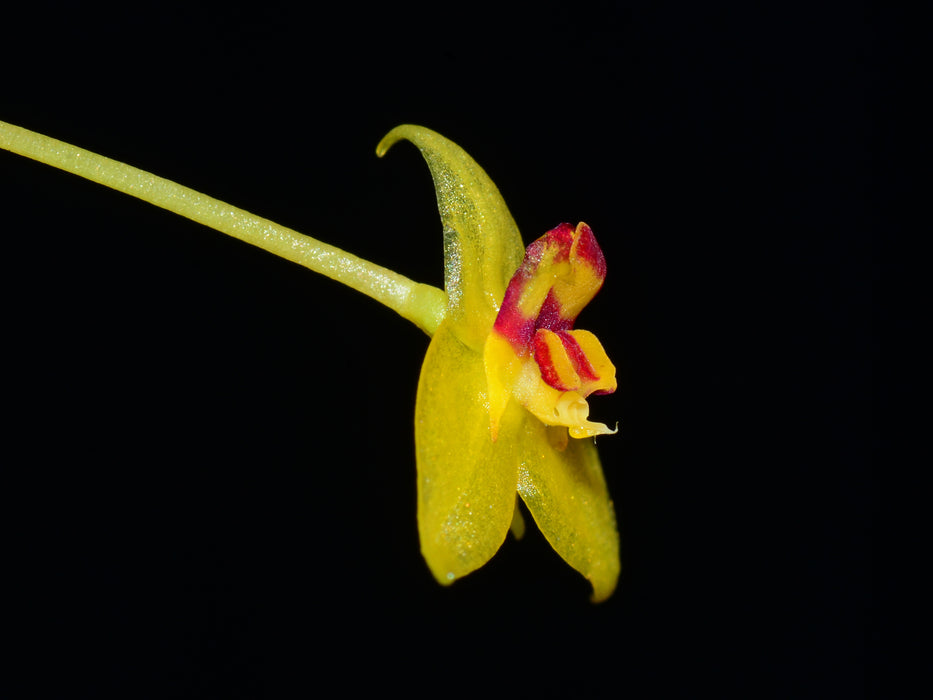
left=1, top=119, right=620, bottom=601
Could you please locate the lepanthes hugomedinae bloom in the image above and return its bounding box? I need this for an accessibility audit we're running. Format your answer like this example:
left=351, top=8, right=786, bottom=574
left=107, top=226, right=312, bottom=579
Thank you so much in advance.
left=378, top=126, right=619, bottom=602
left=1, top=120, right=620, bottom=601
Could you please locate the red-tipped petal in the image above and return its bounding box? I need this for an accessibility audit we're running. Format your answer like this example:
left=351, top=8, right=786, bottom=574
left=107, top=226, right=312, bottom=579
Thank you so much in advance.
left=493, top=222, right=608, bottom=350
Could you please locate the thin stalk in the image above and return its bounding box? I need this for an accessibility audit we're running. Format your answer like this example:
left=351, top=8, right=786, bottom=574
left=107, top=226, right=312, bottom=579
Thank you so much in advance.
left=0, top=119, right=447, bottom=336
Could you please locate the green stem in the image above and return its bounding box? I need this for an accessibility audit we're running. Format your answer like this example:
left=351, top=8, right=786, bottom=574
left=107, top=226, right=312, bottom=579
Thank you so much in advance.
left=0, top=119, right=447, bottom=336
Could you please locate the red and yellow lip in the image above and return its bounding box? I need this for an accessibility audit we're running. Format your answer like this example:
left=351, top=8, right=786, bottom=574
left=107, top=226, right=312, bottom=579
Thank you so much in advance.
left=484, top=222, right=617, bottom=440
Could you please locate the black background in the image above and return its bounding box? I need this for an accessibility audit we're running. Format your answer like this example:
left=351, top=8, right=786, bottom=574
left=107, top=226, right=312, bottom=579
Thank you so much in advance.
left=2, top=2, right=874, bottom=697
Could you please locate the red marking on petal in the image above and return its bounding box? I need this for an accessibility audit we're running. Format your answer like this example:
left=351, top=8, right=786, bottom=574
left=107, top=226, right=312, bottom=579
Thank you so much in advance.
left=532, top=331, right=574, bottom=391
left=533, top=223, right=607, bottom=331
left=546, top=222, right=576, bottom=260
left=532, top=329, right=603, bottom=392
left=557, top=331, right=599, bottom=382
left=535, top=290, right=574, bottom=332
left=493, top=302, right=535, bottom=352
left=571, top=223, right=607, bottom=280
left=493, top=222, right=609, bottom=352
left=492, top=232, right=554, bottom=350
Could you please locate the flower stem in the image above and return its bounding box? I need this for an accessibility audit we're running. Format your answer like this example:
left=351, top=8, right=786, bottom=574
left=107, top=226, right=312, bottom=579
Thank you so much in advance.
left=0, top=119, right=447, bottom=336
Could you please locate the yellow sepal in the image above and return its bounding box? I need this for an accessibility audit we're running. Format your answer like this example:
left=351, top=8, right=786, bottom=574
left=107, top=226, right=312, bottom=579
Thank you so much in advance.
left=415, top=319, right=521, bottom=585
left=516, top=420, right=620, bottom=602
left=377, top=125, right=525, bottom=348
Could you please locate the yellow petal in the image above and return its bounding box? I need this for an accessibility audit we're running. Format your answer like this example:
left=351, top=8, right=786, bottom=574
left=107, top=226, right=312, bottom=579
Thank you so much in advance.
left=377, top=125, right=525, bottom=349
left=562, top=329, right=618, bottom=396
left=516, top=421, right=620, bottom=602
left=415, top=318, right=522, bottom=585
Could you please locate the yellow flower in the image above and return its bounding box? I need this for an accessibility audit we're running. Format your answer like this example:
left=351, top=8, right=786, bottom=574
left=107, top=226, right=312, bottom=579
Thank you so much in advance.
left=378, top=126, right=620, bottom=602
left=1, top=119, right=620, bottom=601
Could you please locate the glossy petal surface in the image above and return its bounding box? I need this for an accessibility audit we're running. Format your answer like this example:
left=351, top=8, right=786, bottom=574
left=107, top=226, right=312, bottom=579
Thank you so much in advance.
left=415, top=319, right=521, bottom=584
left=377, top=125, right=525, bottom=348
left=516, top=421, right=620, bottom=602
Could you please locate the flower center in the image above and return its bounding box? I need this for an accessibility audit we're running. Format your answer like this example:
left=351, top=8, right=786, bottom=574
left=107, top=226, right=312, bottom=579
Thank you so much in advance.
left=483, top=223, right=617, bottom=440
